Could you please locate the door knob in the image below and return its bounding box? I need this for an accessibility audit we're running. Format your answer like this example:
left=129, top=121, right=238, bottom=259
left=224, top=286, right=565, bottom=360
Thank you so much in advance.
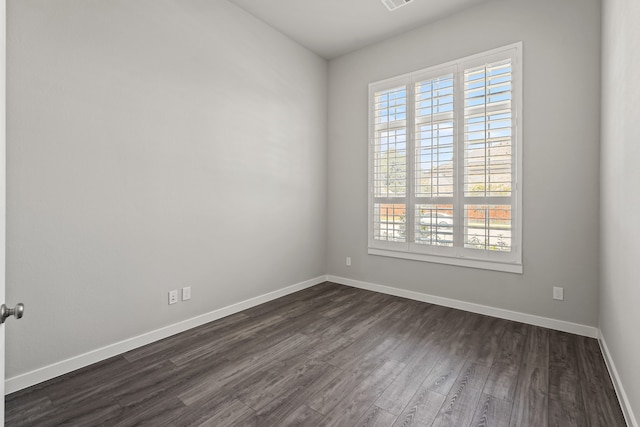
left=1, top=303, right=25, bottom=324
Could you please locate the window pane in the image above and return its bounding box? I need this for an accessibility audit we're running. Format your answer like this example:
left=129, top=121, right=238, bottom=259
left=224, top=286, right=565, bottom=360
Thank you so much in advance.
left=416, top=75, right=454, bottom=117
left=414, top=205, right=453, bottom=247
left=464, top=127, right=512, bottom=197
left=374, top=86, right=407, bottom=198
left=374, top=203, right=406, bottom=242
left=374, top=129, right=406, bottom=197
left=464, top=60, right=513, bottom=198
left=464, top=205, right=512, bottom=251
left=375, top=86, right=407, bottom=124
left=415, top=75, right=454, bottom=199
left=415, top=122, right=454, bottom=197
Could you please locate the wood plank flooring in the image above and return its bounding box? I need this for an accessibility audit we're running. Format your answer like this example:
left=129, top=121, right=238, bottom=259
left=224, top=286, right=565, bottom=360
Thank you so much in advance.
left=5, top=282, right=627, bottom=426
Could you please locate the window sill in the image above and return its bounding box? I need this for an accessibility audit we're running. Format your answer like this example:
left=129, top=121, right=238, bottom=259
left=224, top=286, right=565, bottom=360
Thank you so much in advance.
left=368, top=247, right=523, bottom=274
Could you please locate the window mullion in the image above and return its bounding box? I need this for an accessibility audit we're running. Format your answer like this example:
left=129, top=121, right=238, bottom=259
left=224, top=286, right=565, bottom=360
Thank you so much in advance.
left=406, top=82, right=416, bottom=246
left=454, top=64, right=464, bottom=249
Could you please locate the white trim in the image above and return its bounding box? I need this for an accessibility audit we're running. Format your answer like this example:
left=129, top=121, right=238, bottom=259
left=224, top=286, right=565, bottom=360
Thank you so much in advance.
left=1, top=0, right=6, bottom=421
left=4, top=275, right=327, bottom=394
left=368, top=42, right=523, bottom=272
left=368, top=248, right=523, bottom=274
left=369, top=42, right=522, bottom=89
left=599, top=332, right=639, bottom=427
left=327, top=275, right=598, bottom=338
left=7, top=274, right=610, bottom=396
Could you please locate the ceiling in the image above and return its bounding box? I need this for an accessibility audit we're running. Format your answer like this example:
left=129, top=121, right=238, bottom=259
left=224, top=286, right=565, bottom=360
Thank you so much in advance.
left=227, top=0, right=492, bottom=59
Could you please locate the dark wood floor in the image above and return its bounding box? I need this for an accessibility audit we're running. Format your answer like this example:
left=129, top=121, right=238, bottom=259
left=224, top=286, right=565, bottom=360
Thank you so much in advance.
left=6, top=282, right=626, bottom=426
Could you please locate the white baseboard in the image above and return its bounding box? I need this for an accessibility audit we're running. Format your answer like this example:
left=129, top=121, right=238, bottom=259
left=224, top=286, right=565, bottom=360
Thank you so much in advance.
left=599, top=332, right=639, bottom=427
left=5, top=275, right=328, bottom=395
left=327, top=275, right=599, bottom=338
left=6, top=274, right=605, bottom=395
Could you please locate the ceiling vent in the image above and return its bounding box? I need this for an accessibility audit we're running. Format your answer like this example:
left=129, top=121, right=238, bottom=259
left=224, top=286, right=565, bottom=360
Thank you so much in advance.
left=381, top=0, right=414, bottom=12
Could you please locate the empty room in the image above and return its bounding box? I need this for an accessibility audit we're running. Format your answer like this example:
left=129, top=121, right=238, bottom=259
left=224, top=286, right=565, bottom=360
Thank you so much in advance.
left=1, top=0, right=638, bottom=425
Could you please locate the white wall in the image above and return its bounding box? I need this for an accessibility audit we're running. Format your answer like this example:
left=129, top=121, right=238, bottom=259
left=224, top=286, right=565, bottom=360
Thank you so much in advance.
left=600, top=0, right=640, bottom=423
left=6, top=0, right=327, bottom=378
left=327, top=0, right=601, bottom=326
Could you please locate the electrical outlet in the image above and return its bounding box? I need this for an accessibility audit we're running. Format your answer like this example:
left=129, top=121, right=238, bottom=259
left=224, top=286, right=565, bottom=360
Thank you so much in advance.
left=182, top=286, right=191, bottom=301
left=346, top=257, right=352, bottom=266
left=168, top=290, right=179, bottom=305
left=553, top=286, right=564, bottom=301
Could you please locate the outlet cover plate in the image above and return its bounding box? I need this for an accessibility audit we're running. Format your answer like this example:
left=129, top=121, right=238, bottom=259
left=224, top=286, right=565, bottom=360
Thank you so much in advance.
left=169, top=290, right=179, bottom=305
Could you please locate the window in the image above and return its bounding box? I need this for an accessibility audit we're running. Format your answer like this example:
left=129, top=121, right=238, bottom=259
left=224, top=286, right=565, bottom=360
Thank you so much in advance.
left=368, top=43, right=522, bottom=273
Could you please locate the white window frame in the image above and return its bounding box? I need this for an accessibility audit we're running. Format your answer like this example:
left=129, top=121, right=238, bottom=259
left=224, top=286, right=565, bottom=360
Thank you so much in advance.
left=368, top=43, right=523, bottom=274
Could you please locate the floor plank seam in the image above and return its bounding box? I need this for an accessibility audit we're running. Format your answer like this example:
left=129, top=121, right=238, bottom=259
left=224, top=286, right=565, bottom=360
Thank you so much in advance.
left=4, top=282, right=627, bottom=427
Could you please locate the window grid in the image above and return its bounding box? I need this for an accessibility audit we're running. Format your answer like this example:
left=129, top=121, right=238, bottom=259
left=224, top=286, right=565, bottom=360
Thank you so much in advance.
left=415, top=204, right=454, bottom=247
left=368, top=44, right=521, bottom=272
left=463, top=59, right=513, bottom=252
left=372, top=86, right=408, bottom=244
